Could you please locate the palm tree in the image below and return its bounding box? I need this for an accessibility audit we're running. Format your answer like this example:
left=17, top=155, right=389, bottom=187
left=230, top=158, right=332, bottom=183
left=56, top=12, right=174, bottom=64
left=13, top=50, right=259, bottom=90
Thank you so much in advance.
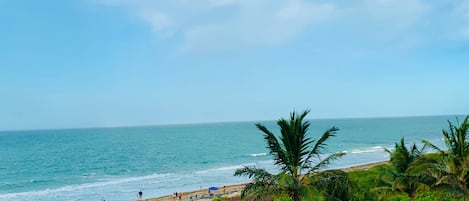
left=309, top=169, right=354, bottom=201
left=234, top=110, right=345, bottom=201
left=377, top=138, right=429, bottom=201
left=423, top=115, right=469, bottom=201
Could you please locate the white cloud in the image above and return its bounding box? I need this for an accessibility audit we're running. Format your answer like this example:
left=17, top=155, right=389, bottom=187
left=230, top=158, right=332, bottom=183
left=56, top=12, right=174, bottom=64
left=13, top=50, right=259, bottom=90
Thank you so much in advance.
left=89, top=0, right=337, bottom=52
left=332, top=0, right=427, bottom=46
left=453, top=0, right=469, bottom=39
left=139, top=11, right=173, bottom=31
left=463, top=27, right=469, bottom=37
left=362, top=0, right=427, bottom=29
left=181, top=1, right=336, bottom=52
left=208, top=0, right=237, bottom=7
left=88, top=0, right=469, bottom=52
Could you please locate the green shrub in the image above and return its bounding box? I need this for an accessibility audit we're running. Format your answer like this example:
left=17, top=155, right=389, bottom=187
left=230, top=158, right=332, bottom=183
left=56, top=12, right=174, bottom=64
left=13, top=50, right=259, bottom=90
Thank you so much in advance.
left=415, top=191, right=457, bottom=201
left=212, top=197, right=228, bottom=201
left=347, top=164, right=389, bottom=201
left=273, top=193, right=293, bottom=201
left=385, top=194, right=410, bottom=201
left=310, top=170, right=354, bottom=201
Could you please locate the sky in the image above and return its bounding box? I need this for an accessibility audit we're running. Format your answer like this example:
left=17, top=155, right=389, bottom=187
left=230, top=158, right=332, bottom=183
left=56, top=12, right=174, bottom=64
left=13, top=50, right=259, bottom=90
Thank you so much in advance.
left=0, top=0, right=468, bottom=131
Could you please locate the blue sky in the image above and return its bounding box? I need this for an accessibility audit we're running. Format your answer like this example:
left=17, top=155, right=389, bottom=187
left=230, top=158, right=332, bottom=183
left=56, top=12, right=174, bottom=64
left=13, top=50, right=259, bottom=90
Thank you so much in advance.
left=0, top=0, right=468, bottom=130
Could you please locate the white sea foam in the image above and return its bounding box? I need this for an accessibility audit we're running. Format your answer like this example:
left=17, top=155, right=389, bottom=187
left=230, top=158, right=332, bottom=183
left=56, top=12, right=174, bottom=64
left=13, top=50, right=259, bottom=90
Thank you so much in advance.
left=350, top=146, right=385, bottom=154
left=29, top=179, right=46, bottom=183
left=1, top=163, right=273, bottom=201
left=82, top=172, right=97, bottom=177
left=195, top=164, right=255, bottom=174
left=249, top=153, right=267, bottom=157
left=0, top=173, right=170, bottom=200
left=258, top=160, right=274, bottom=165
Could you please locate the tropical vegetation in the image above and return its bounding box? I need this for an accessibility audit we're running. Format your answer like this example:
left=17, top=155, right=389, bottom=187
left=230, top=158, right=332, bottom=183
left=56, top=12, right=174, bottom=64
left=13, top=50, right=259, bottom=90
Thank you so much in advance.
left=234, top=110, right=345, bottom=201
left=232, top=111, right=469, bottom=201
left=375, top=138, right=431, bottom=201
left=423, top=116, right=469, bottom=201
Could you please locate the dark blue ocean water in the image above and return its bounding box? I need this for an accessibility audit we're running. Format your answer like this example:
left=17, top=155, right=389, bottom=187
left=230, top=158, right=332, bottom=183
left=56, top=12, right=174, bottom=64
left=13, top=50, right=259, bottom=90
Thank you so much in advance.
left=0, top=115, right=461, bottom=201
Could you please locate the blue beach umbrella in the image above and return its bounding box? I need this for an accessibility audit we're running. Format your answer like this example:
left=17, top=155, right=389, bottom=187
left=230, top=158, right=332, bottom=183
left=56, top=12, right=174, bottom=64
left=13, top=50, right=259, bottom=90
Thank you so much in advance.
left=208, top=186, right=219, bottom=191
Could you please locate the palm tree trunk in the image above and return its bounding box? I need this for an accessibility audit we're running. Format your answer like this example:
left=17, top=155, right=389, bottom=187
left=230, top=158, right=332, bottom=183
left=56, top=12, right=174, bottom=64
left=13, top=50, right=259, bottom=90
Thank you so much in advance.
left=292, top=191, right=300, bottom=201
left=463, top=182, right=468, bottom=201
left=288, top=187, right=301, bottom=201
left=292, top=173, right=300, bottom=201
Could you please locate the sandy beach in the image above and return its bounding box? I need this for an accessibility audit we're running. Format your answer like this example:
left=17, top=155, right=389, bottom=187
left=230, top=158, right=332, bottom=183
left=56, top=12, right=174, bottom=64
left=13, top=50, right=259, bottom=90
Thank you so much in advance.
left=144, top=161, right=388, bottom=201
left=144, top=184, right=246, bottom=201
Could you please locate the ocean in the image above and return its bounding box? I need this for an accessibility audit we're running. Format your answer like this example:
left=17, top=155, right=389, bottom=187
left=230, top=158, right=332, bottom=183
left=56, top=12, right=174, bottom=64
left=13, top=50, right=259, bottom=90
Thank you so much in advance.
left=0, top=115, right=462, bottom=201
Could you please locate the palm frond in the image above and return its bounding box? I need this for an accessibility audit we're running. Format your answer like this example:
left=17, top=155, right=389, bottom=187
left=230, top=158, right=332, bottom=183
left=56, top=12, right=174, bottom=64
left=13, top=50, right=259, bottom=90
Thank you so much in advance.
left=306, top=170, right=353, bottom=201
left=422, top=140, right=445, bottom=154
left=236, top=110, right=342, bottom=201
left=379, top=138, right=436, bottom=199
left=256, top=123, right=288, bottom=168
left=235, top=166, right=279, bottom=200
left=234, top=166, right=273, bottom=181
left=384, top=147, right=393, bottom=155
left=406, top=157, right=442, bottom=176
left=241, top=181, right=278, bottom=200
left=275, top=173, right=299, bottom=188
left=303, top=127, right=339, bottom=168
left=311, top=127, right=339, bottom=156
left=307, top=152, right=345, bottom=176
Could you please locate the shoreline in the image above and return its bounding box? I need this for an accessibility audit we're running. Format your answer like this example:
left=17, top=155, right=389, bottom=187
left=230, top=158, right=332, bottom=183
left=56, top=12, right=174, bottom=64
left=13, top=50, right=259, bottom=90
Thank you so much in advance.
left=144, top=161, right=388, bottom=201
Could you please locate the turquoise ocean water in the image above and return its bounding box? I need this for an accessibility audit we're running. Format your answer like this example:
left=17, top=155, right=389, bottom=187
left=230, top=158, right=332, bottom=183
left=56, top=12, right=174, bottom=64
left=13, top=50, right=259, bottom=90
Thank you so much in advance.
left=0, top=115, right=462, bottom=201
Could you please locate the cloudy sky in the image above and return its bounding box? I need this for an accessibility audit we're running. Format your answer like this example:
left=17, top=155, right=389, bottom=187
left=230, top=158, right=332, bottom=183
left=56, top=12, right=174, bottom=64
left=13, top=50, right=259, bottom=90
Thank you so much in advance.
left=1, top=0, right=468, bottom=130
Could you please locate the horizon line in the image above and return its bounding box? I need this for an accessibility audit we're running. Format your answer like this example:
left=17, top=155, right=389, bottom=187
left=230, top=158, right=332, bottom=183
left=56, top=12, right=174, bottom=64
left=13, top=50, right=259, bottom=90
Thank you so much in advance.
left=0, top=113, right=465, bottom=133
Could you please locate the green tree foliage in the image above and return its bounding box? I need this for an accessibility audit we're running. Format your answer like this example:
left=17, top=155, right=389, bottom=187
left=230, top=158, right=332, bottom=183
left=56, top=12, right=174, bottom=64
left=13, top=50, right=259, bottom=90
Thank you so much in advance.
left=348, top=165, right=386, bottom=201
left=309, top=169, right=354, bottom=201
left=377, top=138, right=431, bottom=201
left=273, top=193, right=294, bottom=201
left=414, top=190, right=457, bottom=201
left=423, top=115, right=469, bottom=201
left=348, top=162, right=463, bottom=201
left=234, top=110, right=344, bottom=201
left=385, top=194, right=410, bottom=201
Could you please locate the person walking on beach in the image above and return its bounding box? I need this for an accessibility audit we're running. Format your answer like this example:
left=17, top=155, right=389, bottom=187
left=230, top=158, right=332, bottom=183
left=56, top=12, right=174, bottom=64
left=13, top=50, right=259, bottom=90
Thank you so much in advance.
left=137, top=190, right=143, bottom=200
